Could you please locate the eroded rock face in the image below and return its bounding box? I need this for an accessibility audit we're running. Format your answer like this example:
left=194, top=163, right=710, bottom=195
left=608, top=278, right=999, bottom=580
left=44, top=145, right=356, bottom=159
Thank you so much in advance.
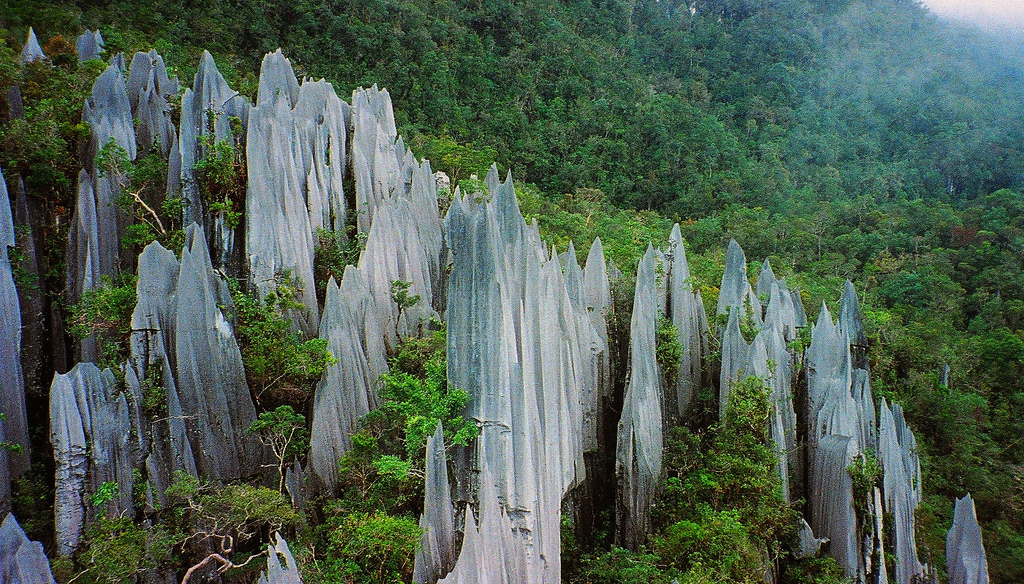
left=947, top=495, right=989, bottom=584
left=0, top=168, right=28, bottom=481
left=20, top=28, right=45, bottom=64
left=50, top=364, right=136, bottom=556
left=308, top=269, right=386, bottom=493
left=615, top=245, right=663, bottom=551
left=126, top=225, right=261, bottom=496
left=666, top=225, right=707, bottom=422
left=127, top=50, right=178, bottom=158
left=879, top=399, right=923, bottom=584
left=257, top=534, right=303, bottom=584
left=413, top=423, right=456, bottom=584
left=351, top=85, right=400, bottom=234
left=444, top=171, right=605, bottom=583
left=0, top=513, right=57, bottom=584
left=179, top=51, right=251, bottom=266
left=716, top=238, right=761, bottom=326
left=76, top=30, right=104, bottom=62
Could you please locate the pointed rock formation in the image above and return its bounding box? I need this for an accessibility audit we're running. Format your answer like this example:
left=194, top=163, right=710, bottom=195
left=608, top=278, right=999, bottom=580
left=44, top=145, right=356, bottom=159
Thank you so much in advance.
left=247, top=50, right=354, bottom=334
left=76, top=30, right=104, bottom=62
left=615, top=245, right=663, bottom=550
left=20, top=29, right=45, bottom=64
left=50, top=363, right=136, bottom=556
left=257, top=533, right=303, bottom=584
left=413, top=423, right=456, bottom=584
left=309, top=269, right=386, bottom=492
left=716, top=239, right=761, bottom=326
left=127, top=50, right=178, bottom=158
left=351, top=85, right=400, bottom=233
left=878, top=399, right=923, bottom=584
left=666, top=225, right=707, bottom=421
left=946, top=495, right=989, bottom=584
left=0, top=514, right=57, bottom=584
left=0, top=168, right=28, bottom=480
left=126, top=225, right=261, bottom=494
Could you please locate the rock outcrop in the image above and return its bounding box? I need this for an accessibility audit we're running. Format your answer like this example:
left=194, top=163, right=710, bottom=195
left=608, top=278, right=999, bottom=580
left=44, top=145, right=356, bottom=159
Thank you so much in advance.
left=308, top=269, right=386, bottom=492
left=615, top=245, right=663, bottom=550
left=666, top=225, right=707, bottom=421
left=76, top=30, right=104, bottom=62
left=879, top=398, right=923, bottom=584
left=126, top=225, right=261, bottom=493
left=50, top=364, right=136, bottom=556
left=0, top=168, right=28, bottom=480
left=413, top=423, right=456, bottom=584
left=444, top=171, right=604, bottom=583
left=20, top=29, right=45, bottom=64
left=257, top=533, right=303, bottom=584
left=946, top=495, right=989, bottom=584
left=0, top=513, right=57, bottom=584
left=127, top=50, right=178, bottom=158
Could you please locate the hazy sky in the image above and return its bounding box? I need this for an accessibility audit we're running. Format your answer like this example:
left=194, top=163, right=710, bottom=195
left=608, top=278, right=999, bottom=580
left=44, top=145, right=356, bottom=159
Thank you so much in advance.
left=921, top=0, right=1024, bottom=31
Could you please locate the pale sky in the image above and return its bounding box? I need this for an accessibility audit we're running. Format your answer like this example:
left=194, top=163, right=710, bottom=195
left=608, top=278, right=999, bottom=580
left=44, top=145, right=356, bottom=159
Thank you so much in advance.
left=921, top=0, right=1024, bottom=32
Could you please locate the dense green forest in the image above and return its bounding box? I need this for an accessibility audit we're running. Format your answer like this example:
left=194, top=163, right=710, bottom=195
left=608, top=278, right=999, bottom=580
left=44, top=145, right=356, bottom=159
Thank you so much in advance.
left=1, top=0, right=1022, bottom=581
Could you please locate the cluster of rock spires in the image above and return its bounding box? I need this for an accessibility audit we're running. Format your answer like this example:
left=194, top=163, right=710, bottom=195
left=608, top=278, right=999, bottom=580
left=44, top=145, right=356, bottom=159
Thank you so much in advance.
left=0, top=28, right=995, bottom=584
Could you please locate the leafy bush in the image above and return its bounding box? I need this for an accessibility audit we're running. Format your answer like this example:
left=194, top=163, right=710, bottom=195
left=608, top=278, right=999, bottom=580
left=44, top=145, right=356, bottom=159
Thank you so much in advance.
left=249, top=405, right=310, bottom=492
left=656, top=316, right=683, bottom=387
left=228, top=277, right=334, bottom=409
left=67, top=273, right=138, bottom=369
left=319, top=510, right=420, bottom=584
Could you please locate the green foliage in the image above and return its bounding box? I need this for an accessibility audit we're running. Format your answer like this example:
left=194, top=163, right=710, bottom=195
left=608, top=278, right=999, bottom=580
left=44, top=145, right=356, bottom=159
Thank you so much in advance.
left=139, top=362, right=167, bottom=419
left=249, top=405, right=310, bottom=492
left=847, top=451, right=882, bottom=515
left=409, top=134, right=496, bottom=186
left=313, top=227, right=366, bottom=303
left=576, top=547, right=672, bottom=584
left=228, top=277, right=334, bottom=409
left=317, top=510, right=420, bottom=584
left=192, top=132, right=246, bottom=228
left=88, top=481, right=121, bottom=509
left=656, top=316, right=683, bottom=387
left=58, top=515, right=176, bottom=584
left=67, top=273, right=138, bottom=369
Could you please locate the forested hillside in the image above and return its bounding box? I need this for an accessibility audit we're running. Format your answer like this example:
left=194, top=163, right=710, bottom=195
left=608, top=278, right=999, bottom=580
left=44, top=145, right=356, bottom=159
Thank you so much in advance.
left=0, top=0, right=1021, bottom=582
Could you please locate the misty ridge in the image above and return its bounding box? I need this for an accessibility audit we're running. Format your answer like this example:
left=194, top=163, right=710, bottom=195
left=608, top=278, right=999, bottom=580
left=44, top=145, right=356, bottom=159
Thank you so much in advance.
left=0, top=0, right=1022, bottom=583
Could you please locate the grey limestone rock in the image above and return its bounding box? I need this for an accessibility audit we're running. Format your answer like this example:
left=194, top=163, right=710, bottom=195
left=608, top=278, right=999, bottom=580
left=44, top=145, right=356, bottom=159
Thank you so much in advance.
left=946, top=495, right=988, bottom=584
left=0, top=168, right=28, bottom=479
left=716, top=239, right=762, bottom=326
left=878, top=398, right=923, bottom=584
left=247, top=50, right=355, bottom=334
left=667, top=224, right=707, bottom=421
left=413, top=423, right=456, bottom=584
left=583, top=237, right=613, bottom=451
left=76, top=30, right=104, bottom=62
left=127, top=225, right=261, bottom=487
left=127, top=51, right=179, bottom=157
left=444, top=171, right=601, bottom=583
left=20, top=29, right=45, bottom=64
left=615, top=245, right=663, bottom=550
left=257, top=533, right=303, bottom=584
left=0, top=513, right=57, bottom=584
left=351, top=85, right=400, bottom=233
left=811, top=435, right=861, bottom=579
left=179, top=51, right=251, bottom=237
left=309, top=269, right=387, bottom=492
left=50, top=363, right=136, bottom=556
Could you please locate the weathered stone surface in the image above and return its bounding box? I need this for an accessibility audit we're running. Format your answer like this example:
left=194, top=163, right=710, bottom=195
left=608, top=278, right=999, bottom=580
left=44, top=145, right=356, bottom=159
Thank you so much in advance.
left=878, top=398, right=923, bottom=584
left=716, top=238, right=761, bottom=325
left=666, top=224, right=706, bottom=421
left=127, top=51, right=178, bottom=157
left=351, top=85, right=400, bottom=233
left=616, top=245, right=663, bottom=550
left=413, top=423, right=456, bottom=584
left=178, top=51, right=251, bottom=243
left=0, top=513, right=57, bottom=584
left=309, top=269, right=386, bottom=492
left=445, top=171, right=601, bottom=583
left=76, top=30, right=104, bottom=62
left=811, top=435, right=860, bottom=579
left=50, top=363, right=136, bottom=556
left=0, top=168, right=28, bottom=480
left=126, top=225, right=261, bottom=492
left=583, top=237, right=613, bottom=451
left=20, top=28, right=45, bottom=64
left=795, top=518, right=827, bottom=559
left=947, top=495, right=989, bottom=584
left=257, top=533, right=303, bottom=584
left=247, top=50, right=355, bottom=334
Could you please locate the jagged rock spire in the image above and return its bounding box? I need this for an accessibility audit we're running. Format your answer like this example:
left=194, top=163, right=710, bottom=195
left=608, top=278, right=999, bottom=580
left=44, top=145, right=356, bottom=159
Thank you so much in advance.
left=879, top=398, right=923, bottom=584
left=309, top=269, right=386, bottom=492
left=947, top=495, right=989, bottom=584
left=50, top=364, right=136, bottom=556
left=716, top=238, right=762, bottom=325
left=75, top=30, right=104, bottom=62
left=0, top=514, right=57, bottom=584
left=257, top=533, right=303, bottom=584
left=413, top=423, right=456, bottom=584
left=0, top=168, right=28, bottom=482
left=20, top=28, right=45, bottom=64
left=615, top=245, right=663, bottom=550
left=667, top=224, right=707, bottom=421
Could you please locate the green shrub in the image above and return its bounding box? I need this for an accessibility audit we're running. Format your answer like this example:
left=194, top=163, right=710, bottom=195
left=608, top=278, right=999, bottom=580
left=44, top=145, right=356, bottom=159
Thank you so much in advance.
left=319, top=510, right=421, bottom=584
left=656, top=316, right=683, bottom=387
left=67, top=273, right=138, bottom=369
